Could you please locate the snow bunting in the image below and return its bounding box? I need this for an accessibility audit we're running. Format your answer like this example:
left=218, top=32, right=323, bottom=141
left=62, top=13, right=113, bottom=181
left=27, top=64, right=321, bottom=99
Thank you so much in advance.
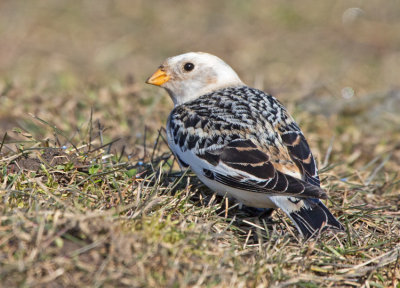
left=146, top=52, right=344, bottom=238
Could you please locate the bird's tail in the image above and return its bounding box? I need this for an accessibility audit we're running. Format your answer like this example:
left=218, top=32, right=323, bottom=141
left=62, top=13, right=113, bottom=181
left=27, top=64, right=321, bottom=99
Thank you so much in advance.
left=270, top=197, right=344, bottom=238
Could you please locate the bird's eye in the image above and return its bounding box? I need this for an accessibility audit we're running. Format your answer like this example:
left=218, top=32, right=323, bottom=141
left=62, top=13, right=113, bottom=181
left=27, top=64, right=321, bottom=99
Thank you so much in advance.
left=183, top=62, right=195, bottom=72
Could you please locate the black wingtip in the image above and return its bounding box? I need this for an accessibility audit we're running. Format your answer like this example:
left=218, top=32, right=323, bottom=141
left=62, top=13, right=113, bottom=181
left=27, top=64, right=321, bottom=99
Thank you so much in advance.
left=289, top=200, right=344, bottom=239
left=319, top=192, right=328, bottom=199
left=285, top=175, right=328, bottom=200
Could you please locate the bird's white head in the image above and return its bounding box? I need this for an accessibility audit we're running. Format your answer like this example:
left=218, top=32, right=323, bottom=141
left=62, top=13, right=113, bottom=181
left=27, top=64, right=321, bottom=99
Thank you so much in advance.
left=146, top=52, right=244, bottom=106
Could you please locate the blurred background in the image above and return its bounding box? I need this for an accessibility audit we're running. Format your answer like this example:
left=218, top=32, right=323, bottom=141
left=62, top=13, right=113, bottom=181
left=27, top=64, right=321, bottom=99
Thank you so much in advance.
left=1, top=0, right=399, bottom=167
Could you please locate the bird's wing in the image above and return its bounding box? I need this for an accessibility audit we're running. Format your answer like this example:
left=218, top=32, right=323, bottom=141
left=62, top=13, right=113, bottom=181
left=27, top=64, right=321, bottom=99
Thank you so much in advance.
left=166, top=88, right=322, bottom=197
left=196, top=139, right=327, bottom=199
left=277, top=118, right=321, bottom=186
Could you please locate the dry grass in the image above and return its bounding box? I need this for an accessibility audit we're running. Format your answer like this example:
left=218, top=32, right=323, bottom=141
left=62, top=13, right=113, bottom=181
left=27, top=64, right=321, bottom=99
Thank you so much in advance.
left=1, top=1, right=400, bottom=287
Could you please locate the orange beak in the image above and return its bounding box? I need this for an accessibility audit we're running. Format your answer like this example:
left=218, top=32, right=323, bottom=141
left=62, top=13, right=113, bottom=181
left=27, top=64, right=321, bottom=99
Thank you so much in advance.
left=146, top=68, right=170, bottom=86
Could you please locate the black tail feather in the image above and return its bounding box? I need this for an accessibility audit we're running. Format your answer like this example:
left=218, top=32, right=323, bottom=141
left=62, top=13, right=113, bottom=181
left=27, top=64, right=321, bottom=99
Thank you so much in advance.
left=289, top=200, right=344, bottom=238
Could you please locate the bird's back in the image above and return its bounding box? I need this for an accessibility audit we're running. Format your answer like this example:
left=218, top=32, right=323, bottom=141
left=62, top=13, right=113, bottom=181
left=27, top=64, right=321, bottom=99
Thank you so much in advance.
left=168, top=86, right=305, bottom=182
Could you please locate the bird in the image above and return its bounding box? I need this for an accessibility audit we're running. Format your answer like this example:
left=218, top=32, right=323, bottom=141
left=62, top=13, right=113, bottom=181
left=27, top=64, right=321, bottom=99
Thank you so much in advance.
left=146, top=52, right=344, bottom=238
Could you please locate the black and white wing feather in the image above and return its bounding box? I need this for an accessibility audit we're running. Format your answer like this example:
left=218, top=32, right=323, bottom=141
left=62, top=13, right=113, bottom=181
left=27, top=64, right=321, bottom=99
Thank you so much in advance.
left=278, top=120, right=321, bottom=186
left=167, top=86, right=326, bottom=200
left=198, top=139, right=326, bottom=199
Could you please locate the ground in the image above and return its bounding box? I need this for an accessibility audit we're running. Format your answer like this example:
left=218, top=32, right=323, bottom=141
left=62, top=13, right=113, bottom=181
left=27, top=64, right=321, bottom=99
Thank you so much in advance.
left=0, top=1, right=400, bottom=287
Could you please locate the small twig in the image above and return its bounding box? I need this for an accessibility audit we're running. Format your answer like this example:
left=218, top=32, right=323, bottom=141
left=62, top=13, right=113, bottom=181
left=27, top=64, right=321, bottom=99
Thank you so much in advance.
left=243, top=229, right=252, bottom=250
left=88, top=107, right=94, bottom=153
left=97, top=120, right=104, bottom=146
left=0, top=132, right=7, bottom=154
left=242, top=219, right=266, bottom=231
left=88, top=138, right=121, bottom=154
left=54, top=132, right=62, bottom=147
left=118, top=145, right=126, bottom=163
left=143, top=125, right=147, bottom=160
left=151, top=128, right=164, bottom=163
left=323, top=136, right=335, bottom=168
left=365, top=153, right=391, bottom=185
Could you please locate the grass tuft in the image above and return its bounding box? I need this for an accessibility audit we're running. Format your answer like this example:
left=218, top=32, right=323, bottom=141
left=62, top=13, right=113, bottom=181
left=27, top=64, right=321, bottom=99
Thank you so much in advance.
left=1, top=101, right=399, bottom=287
